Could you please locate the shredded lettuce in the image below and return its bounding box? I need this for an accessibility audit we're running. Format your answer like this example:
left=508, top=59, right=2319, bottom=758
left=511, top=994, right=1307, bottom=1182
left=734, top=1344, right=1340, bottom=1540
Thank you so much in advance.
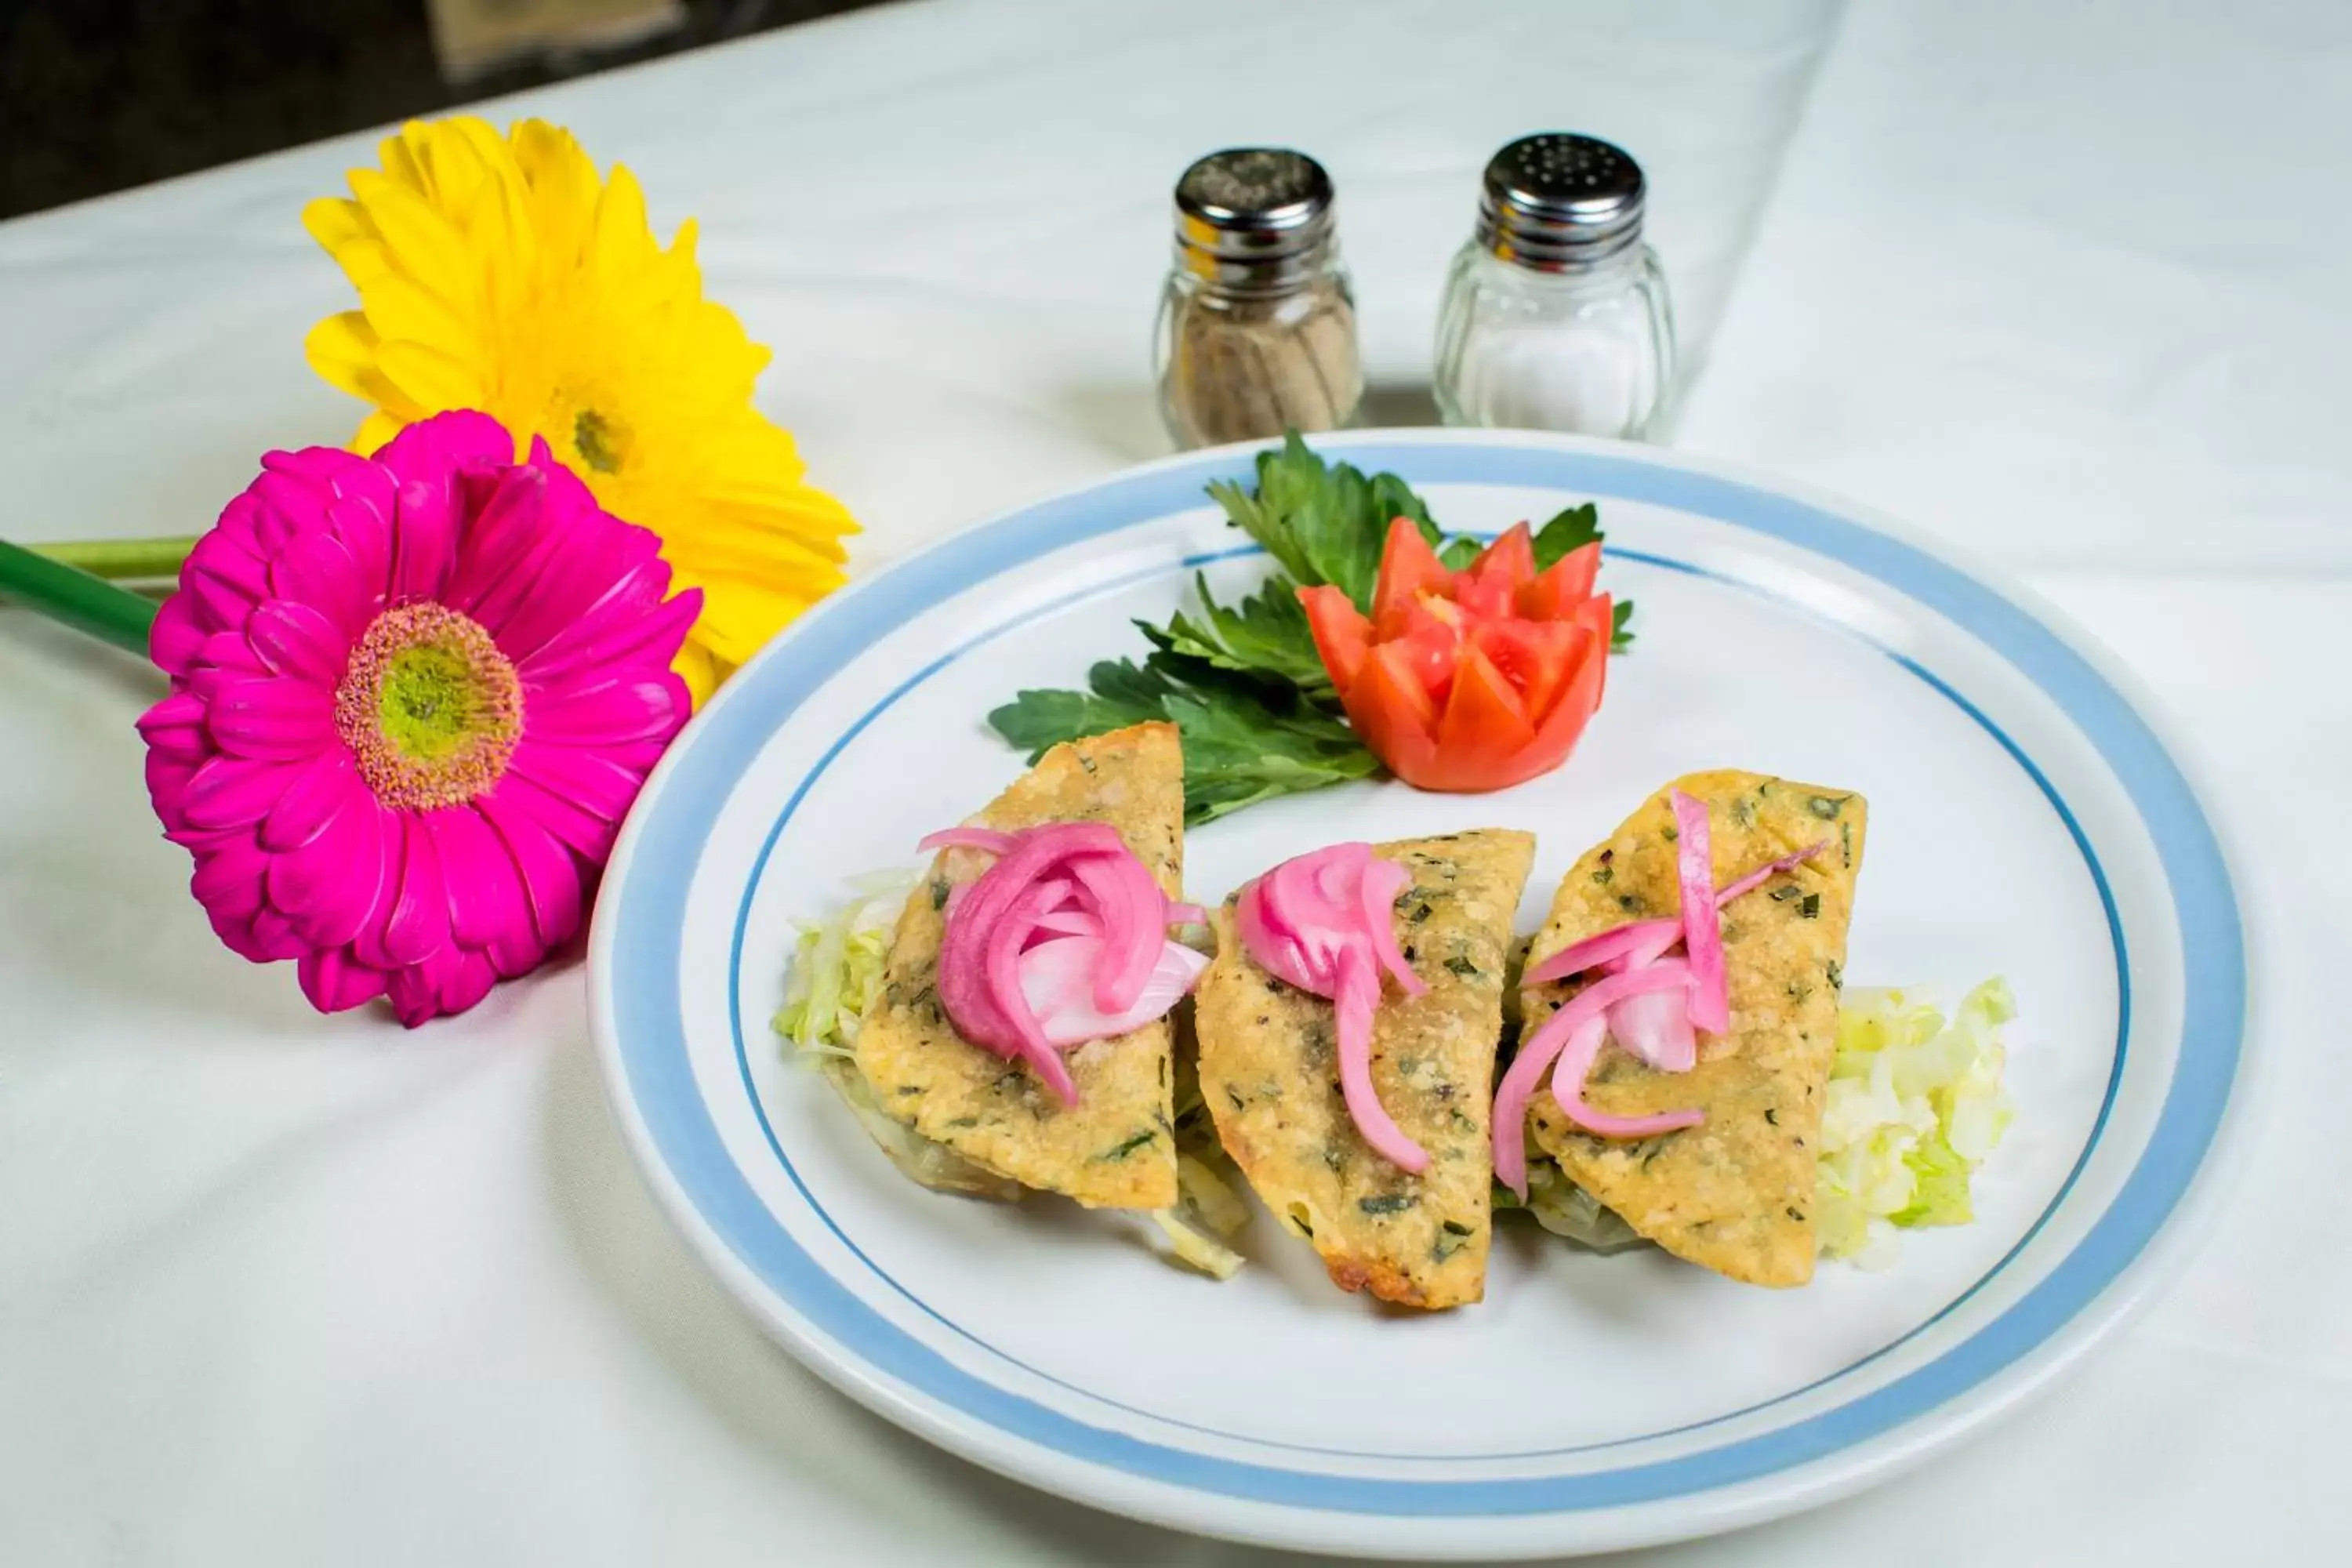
left=774, top=870, right=914, bottom=1060
left=1816, top=977, right=2016, bottom=1266
left=1159, top=1033, right=1251, bottom=1278
left=774, top=872, right=1021, bottom=1200
left=1506, top=976, right=2018, bottom=1270
left=775, top=869, right=1250, bottom=1279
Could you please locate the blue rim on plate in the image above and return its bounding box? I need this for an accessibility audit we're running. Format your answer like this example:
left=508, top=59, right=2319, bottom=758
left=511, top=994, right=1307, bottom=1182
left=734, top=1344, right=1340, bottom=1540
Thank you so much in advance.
left=593, top=434, right=2245, bottom=1530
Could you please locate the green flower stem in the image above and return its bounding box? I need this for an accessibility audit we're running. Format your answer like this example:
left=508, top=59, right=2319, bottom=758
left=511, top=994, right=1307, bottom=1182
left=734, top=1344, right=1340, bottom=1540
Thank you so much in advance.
left=0, top=539, right=159, bottom=655
left=27, top=535, right=198, bottom=582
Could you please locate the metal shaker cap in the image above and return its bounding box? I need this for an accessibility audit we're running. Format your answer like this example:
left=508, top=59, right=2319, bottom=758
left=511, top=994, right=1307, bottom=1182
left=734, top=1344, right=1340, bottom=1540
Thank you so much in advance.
left=1476, top=132, right=1646, bottom=269
left=1173, top=147, right=1336, bottom=289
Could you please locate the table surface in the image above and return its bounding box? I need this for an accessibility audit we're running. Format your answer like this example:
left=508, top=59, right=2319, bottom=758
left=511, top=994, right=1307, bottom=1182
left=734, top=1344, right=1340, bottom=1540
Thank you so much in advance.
left=5, top=2, right=2347, bottom=1563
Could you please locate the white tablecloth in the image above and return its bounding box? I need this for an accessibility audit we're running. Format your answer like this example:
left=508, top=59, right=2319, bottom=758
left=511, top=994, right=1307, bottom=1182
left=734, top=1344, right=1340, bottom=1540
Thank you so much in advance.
left=4, top=2, right=2345, bottom=1562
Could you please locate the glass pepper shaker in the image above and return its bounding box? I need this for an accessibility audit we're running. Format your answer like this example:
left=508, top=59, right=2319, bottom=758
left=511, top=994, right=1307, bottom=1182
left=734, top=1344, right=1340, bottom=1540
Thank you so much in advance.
left=1154, top=147, right=1363, bottom=449
left=1433, top=133, right=1678, bottom=440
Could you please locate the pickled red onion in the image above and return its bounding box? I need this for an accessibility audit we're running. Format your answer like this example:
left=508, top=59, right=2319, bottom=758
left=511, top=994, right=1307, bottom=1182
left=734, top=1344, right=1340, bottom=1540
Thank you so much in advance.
left=1360, top=857, right=1427, bottom=998
left=1606, top=982, right=1697, bottom=1073
left=918, top=826, right=1021, bottom=855
left=1524, top=917, right=1678, bottom=985
left=1236, top=844, right=1431, bottom=1172
left=1548, top=1012, right=1708, bottom=1141
left=1334, top=958, right=1425, bottom=1170
left=1019, top=935, right=1210, bottom=1045
left=985, top=877, right=1080, bottom=1102
left=1712, top=840, right=1827, bottom=904
left=1029, top=907, right=1099, bottom=938
left=1494, top=960, right=1698, bottom=1196
left=1523, top=840, right=1830, bottom=985
left=1497, top=837, right=1830, bottom=1192
left=927, top=821, right=1201, bottom=1105
left=1673, top=791, right=1729, bottom=1036
left=1070, top=851, right=1159, bottom=1012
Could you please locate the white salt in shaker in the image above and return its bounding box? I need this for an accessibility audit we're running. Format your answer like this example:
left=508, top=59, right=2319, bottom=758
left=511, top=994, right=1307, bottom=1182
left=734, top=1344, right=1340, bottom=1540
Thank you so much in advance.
left=1433, top=133, right=1677, bottom=440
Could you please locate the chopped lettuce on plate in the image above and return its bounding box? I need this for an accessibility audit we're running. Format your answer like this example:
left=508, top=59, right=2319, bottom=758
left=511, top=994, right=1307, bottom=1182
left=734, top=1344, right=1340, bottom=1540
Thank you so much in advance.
left=1815, top=978, right=2017, bottom=1268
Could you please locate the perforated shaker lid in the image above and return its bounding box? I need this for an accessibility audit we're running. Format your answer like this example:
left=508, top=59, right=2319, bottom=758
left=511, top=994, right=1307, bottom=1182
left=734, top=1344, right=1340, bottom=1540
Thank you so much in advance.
left=1476, top=132, right=1646, bottom=268
left=1172, top=147, right=1336, bottom=285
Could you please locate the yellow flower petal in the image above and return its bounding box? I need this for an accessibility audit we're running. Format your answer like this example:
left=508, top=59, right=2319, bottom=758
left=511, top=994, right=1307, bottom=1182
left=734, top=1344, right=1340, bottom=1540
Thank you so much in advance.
left=304, top=312, right=419, bottom=416
left=590, top=165, right=657, bottom=279
left=671, top=638, right=720, bottom=709
left=376, top=339, right=486, bottom=411
left=303, top=112, right=860, bottom=701
left=358, top=269, right=481, bottom=361
left=687, top=576, right=831, bottom=665
left=354, top=410, right=408, bottom=457
left=508, top=120, right=600, bottom=259
left=350, top=171, right=482, bottom=318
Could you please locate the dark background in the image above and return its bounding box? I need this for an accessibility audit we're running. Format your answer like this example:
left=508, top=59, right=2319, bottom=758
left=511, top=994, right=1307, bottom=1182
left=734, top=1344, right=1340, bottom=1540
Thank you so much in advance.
left=1, top=0, right=880, bottom=220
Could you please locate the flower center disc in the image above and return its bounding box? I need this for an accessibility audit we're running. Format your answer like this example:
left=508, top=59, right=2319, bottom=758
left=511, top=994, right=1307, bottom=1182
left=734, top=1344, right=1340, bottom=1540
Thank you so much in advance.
left=335, top=603, right=522, bottom=811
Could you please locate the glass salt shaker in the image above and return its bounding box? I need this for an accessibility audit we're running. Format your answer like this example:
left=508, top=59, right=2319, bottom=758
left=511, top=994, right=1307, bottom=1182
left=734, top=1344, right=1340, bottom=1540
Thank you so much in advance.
left=1154, top=148, right=1363, bottom=449
left=1433, top=133, right=1678, bottom=440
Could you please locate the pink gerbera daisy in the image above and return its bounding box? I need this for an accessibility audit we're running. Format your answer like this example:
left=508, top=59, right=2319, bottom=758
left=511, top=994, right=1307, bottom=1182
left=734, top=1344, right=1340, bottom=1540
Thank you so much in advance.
left=136, top=409, right=700, bottom=1025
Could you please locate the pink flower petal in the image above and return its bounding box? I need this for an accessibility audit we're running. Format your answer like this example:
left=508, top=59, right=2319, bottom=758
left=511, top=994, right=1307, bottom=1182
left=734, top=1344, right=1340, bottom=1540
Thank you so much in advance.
left=192, top=839, right=304, bottom=963
left=384, top=947, right=464, bottom=1026
left=250, top=466, right=340, bottom=547
left=271, top=790, right=392, bottom=950
left=376, top=409, right=516, bottom=477
left=261, top=443, right=381, bottom=495
left=321, top=495, right=390, bottom=599
left=179, top=756, right=297, bottom=831
left=488, top=931, right=546, bottom=978
left=499, top=549, right=667, bottom=670
left=204, top=677, right=335, bottom=762
left=507, top=739, right=650, bottom=824
left=445, top=468, right=568, bottom=633
left=427, top=949, right=499, bottom=1020
left=182, top=528, right=272, bottom=630
left=372, top=415, right=514, bottom=604
left=428, top=805, right=533, bottom=950
left=191, top=841, right=268, bottom=929
left=383, top=488, right=454, bottom=606
left=380, top=812, right=454, bottom=967
left=490, top=773, right=617, bottom=863
left=350, top=804, right=409, bottom=970
left=244, top=600, right=350, bottom=687
left=150, top=593, right=207, bottom=677
left=477, top=786, right=583, bottom=951
left=191, top=629, right=270, bottom=681
left=269, top=529, right=374, bottom=639
left=518, top=589, right=699, bottom=687
left=144, top=750, right=204, bottom=822
left=136, top=691, right=212, bottom=760
left=260, top=749, right=365, bottom=854
left=211, top=489, right=269, bottom=557
left=522, top=670, right=691, bottom=747
left=299, top=946, right=389, bottom=1013
left=245, top=903, right=308, bottom=962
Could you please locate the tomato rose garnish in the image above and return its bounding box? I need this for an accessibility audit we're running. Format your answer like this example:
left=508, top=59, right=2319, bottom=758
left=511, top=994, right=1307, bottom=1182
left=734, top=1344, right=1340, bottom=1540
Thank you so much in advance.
left=1298, top=518, right=1610, bottom=793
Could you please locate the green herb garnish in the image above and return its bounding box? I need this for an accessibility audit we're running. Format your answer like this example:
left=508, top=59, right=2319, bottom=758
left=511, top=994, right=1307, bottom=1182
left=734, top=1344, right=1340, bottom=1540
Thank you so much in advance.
left=987, top=432, right=1635, bottom=822
left=990, top=654, right=1378, bottom=826
left=1094, top=1130, right=1159, bottom=1162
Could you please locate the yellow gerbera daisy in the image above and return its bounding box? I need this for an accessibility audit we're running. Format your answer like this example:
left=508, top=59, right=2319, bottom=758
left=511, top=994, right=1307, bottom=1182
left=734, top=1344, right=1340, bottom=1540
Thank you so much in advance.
left=302, top=115, right=856, bottom=704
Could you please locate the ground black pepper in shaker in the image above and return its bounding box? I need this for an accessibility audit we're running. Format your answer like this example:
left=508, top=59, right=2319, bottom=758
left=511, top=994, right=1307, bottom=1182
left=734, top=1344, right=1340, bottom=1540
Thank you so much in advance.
left=1153, top=148, right=1363, bottom=448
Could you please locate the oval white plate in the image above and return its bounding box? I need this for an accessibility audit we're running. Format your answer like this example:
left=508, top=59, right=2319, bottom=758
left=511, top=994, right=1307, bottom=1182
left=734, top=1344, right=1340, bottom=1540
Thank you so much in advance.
left=588, top=431, right=2247, bottom=1559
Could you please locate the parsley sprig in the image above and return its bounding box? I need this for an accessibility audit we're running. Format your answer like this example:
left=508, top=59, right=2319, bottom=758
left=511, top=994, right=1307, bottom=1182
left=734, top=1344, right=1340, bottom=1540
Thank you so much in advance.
left=987, top=434, right=1635, bottom=825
